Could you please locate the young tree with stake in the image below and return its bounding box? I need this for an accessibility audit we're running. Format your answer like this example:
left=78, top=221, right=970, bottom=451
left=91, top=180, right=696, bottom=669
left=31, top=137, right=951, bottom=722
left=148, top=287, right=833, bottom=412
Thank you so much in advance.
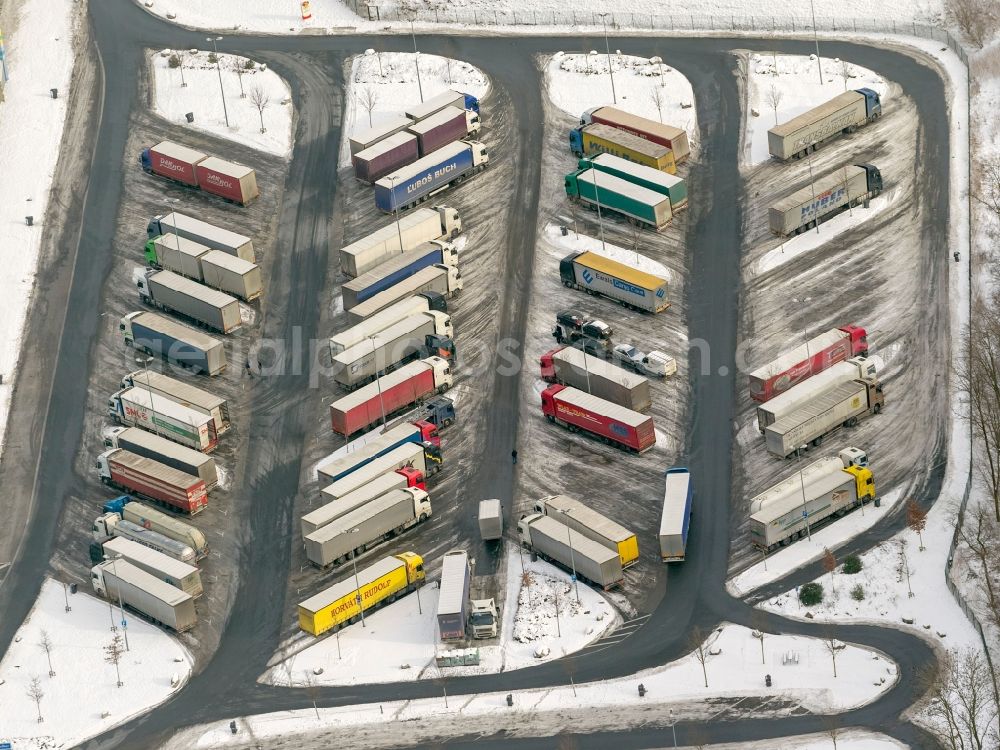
left=649, top=86, right=664, bottom=123
left=358, top=86, right=379, bottom=128
left=39, top=629, right=55, bottom=677
left=766, top=84, right=784, bottom=126
left=105, top=632, right=125, bottom=687
left=906, top=498, right=927, bottom=550
left=822, top=547, right=837, bottom=595
left=822, top=631, right=840, bottom=678
left=26, top=676, right=45, bottom=722
left=687, top=626, right=710, bottom=688
left=248, top=84, right=269, bottom=134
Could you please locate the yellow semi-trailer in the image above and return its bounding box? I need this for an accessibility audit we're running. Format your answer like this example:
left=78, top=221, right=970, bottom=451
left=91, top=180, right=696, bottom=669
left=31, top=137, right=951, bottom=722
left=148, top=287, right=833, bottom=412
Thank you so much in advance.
left=580, top=106, right=691, bottom=163
left=298, top=552, right=426, bottom=636
left=559, top=251, right=669, bottom=313
left=569, top=123, right=677, bottom=174
left=533, top=494, right=639, bottom=568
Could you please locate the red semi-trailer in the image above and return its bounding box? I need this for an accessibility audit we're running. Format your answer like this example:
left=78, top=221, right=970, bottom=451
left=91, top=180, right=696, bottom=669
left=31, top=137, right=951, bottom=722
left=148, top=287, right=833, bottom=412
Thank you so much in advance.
left=540, top=384, right=655, bottom=453
left=329, top=356, right=453, bottom=437
left=139, top=141, right=259, bottom=205
left=145, top=142, right=205, bottom=186
left=749, top=325, right=869, bottom=402
left=96, top=449, right=208, bottom=515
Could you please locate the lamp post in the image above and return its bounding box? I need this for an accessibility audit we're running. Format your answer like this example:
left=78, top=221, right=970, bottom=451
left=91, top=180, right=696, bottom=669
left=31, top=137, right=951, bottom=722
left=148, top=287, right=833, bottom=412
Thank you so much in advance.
left=808, top=0, right=822, bottom=85
left=669, top=709, right=678, bottom=746
left=583, top=156, right=607, bottom=253
left=556, top=509, right=580, bottom=604
left=207, top=36, right=230, bottom=127
left=408, top=21, right=424, bottom=102
left=178, top=52, right=187, bottom=88
left=370, top=335, right=387, bottom=426
left=135, top=354, right=161, bottom=439
left=389, top=174, right=405, bottom=249
left=349, top=528, right=366, bottom=628
left=107, top=555, right=131, bottom=651
left=798, top=460, right=812, bottom=541
left=597, top=13, right=617, bottom=104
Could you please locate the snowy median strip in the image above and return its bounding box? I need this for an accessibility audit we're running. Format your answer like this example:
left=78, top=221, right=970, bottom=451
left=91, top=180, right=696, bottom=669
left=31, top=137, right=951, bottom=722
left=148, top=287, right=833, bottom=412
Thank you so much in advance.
left=0, top=578, right=193, bottom=749
left=542, top=223, right=670, bottom=279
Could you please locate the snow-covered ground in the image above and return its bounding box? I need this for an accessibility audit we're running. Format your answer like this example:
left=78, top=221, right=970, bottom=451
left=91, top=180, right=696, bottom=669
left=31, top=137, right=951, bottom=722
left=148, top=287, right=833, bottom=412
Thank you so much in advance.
left=137, top=0, right=945, bottom=32
left=743, top=53, right=890, bottom=166
left=0, top=578, right=193, bottom=749
left=179, top=623, right=897, bottom=748
left=0, top=0, right=78, bottom=464
left=150, top=50, right=294, bottom=156
left=711, top=732, right=906, bottom=750
left=263, top=551, right=616, bottom=686
left=542, top=223, right=670, bottom=279
left=340, top=51, right=490, bottom=168
left=729, top=489, right=903, bottom=597
left=544, top=53, right=698, bottom=152
left=754, top=188, right=900, bottom=276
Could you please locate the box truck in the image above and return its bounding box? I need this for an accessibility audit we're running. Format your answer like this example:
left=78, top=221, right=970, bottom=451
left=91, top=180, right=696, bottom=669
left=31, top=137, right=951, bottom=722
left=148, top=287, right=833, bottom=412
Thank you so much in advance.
left=91, top=559, right=197, bottom=633
left=660, top=467, right=693, bottom=562
left=583, top=153, right=688, bottom=211
left=769, top=164, right=884, bottom=236
left=768, top=88, right=882, bottom=160
left=565, top=168, right=673, bottom=230
left=750, top=448, right=875, bottom=550
left=104, top=426, right=218, bottom=488
left=146, top=212, right=254, bottom=262
left=320, top=441, right=431, bottom=496
left=121, top=311, right=227, bottom=376
left=517, top=513, right=624, bottom=590
left=374, top=141, right=489, bottom=213
left=96, top=449, right=208, bottom=514
left=340, top=206, right=462, bottom=278
left=437, top=550, right=471, bottom=641
left=756, top=356, right=878, bottom=434
left=329, top=356, right=452, bottom=437
left=101, top=496, right=209, bottom=559
left=569, top=123, right=676, bottom=174
left=107, top=387, right=218, bottom=452
left=342, top=241, right=458, bottom=309
left=541, top=346, right=651, bottom=412
left=298, top=552, right=425, bottom=636
left=135, top=269, right=242, bottom=334
left=101, top=536, right=203, bottom=597
left=478, top=498, right=503, bottom=541
left=304, top=487, right=432, bottom=568
left=353, top=131, right=420, bottom=183
left=580, top=106, right=691, bottom=163
left=541, top=384, right=655, bottom=453
left=534, top=494, right=638, bottom=568
left=749, top=325, right=869, bottom=402
left=347, top=266, right=462, bottom=323
left=559, top=251, right=669, bottom=313
left=139, top=141, right=258, bottom=205
left=121, top=369, right=229, bottom=434
left=93, top=513, right=197, bottom=564
left=332, top=312, right=454, bottom=390
left=332, top=294, right=448, bottom=355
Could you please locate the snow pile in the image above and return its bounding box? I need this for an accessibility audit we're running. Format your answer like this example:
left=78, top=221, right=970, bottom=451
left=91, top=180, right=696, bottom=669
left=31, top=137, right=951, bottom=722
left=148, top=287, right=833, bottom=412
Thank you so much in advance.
left=545, top=53, right=697, bottom=151
left=262, top=552, right=615, bottom=686
left=710, top=732, right=905, bottom=750
left=728, top=489, right=903, bottom=597
left=754, top=188, right=900, bottom=275
left=150, top=50, right=294, bottom=156
left=0, top=0, right=78, bottom=464
left=0, top=578, right=193, bottom=749
left=340, top=51, right=490, bottom=167
left=184, top=623, right=897, bottom=749
left=744, top=53, right=890, bottom=166
left=543, top=223, right=670, bottom=279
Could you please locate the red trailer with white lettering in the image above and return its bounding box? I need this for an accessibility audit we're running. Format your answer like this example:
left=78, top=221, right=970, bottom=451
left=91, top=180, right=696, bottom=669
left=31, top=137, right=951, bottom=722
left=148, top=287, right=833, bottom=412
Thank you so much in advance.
left=540, top=384, right=655, bottom=453
left=195, top=156, right=260, bottom=205
left=96, top=449, right=208, bottom=515
left=749, top=325, right=869, bottom=402
left=143, top=141, right=205, bottom=186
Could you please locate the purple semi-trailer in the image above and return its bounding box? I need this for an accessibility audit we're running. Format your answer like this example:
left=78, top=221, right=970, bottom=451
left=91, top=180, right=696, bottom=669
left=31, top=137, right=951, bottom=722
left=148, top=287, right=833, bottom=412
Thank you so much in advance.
left=375, top=141, right=489, bottom=213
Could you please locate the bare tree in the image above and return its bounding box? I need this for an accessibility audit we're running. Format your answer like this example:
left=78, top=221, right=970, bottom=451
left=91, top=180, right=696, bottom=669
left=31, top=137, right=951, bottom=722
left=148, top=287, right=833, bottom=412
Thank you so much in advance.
left=233, top=57, right=248, bottom=98
left=959, top=503, right=1000, bottom=632
left=974, top=156, right=1000, bottom=226
left=649, top=87, right=665, bottom=123
left=822, top=547, right=837, bottom=595
left=26, top=676, right=44, bottom=722
left=899, top=540, right=914, bottom=598
left=688, top=626, right=709, bottom=688
left=838, top=60, right=852, bottom=91
left=563, top=656, right=578, bottom=697
left=39, top=629, right=55, bottom=677
left=765, top=84, right=784, bottom=126
left=104, top=632, right=124, bottom=687
left=957, top=295, right=1000, bottom=522
left=920, top=648, right=999, bottom=749
left=906, top=498, right=928, bottom=550
left=302, top=671, right=321, bottom=720
left=248, top=84, right=270, bottom=134
left=823, top=715, right=841, bottom=749
left=822, top=632, right=840, bottom=678
left=750, top=609, right=767, bottom=665
left=358, top=87, right=379, bottom=128
left=945, top=0, right=998, bottom=48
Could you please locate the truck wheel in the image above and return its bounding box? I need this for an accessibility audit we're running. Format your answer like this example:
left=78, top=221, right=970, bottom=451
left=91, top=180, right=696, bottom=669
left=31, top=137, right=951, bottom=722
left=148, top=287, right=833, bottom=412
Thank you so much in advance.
left=546, top=415, right=555, bottom=423
left=443, top=418, right=453, bottom=427
left=873, top=404, right=882, bottom=415
left=419, top=513, right=428, bottom=522
left=812, top=436, right=823, bottom=447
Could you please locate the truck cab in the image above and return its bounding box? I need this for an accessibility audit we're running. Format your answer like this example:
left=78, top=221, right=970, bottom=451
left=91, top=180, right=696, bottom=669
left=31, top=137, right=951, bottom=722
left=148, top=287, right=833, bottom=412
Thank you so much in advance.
left=398, top=550, right=427, bottom=585
left=425, top=334, right=456, bottom=362
left=102, top=495, right=132, bottom=516
left=119, top=312, right=141, bottom=346
left=92, top=512, right=120, bottom=541
left=420, top=396, right=455, bottom=429
left=856, top=87, right=882, bottom=119
left=469, top=598, right=498, bottom=639
left=94, top=450, right=115, bottom=484
left=396, top=465, right=428, bottom=490
left=138, top=146, right=153, bottom=173
left=91, top=564, right=110, bottom=597
left=469, top=141, right=489, bottom=169
left=568, top=127, right=585, bottom=158
left=421, top=441, right=443, bottom=474
left=839, top=447, right=869, bottom=468
left=465, top=110, right=482, bottom=135
left=433, top=205, right=463, bottom=238
left=516, top=512, right=544, bottom=547
left=134, top=267, right=154, bottom=303
left=406, top=487, right=433, bottom=520
left=427, top=356, right=454, bottom=393
left=107, top=390, right=127, bottom=421
left=839, top=324, right=869, bottom=356
left=461, top=93, right=481, bottom=114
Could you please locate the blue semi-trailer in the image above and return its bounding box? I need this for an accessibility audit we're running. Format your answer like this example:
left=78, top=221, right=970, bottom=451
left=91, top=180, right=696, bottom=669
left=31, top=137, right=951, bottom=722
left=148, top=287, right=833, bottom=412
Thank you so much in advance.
left=374, top=141, right=489, bottom=213
left=342, top=240, right=458, bottom=309
left=119, top=310, right=227, bottom=376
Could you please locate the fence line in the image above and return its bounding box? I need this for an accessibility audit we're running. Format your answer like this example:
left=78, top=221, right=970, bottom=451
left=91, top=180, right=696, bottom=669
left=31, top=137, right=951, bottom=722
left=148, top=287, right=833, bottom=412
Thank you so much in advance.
left=351, top=6, right=969, bottom=65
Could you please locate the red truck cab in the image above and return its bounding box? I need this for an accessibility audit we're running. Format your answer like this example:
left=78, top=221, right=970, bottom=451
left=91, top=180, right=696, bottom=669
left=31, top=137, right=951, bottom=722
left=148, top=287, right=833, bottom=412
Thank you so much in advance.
left=413, top=419, right=441, bottom=448
left=539, top=347, right=566, bottom=383
left=397, top=465, right=427, bottom=491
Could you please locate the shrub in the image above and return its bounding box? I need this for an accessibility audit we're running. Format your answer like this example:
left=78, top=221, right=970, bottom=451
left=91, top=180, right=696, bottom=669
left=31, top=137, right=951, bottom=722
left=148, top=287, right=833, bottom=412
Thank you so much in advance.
left=799, top=582, right=824, bottom=606
left=842, top=554, right=863, bottom=575
left=207, top=52, right=218, bottom=64
left=850, top=583, right=865, bottom=601
left=243, top=57, right=256, bottom=70
left=168, top=53, right=182, bottom=69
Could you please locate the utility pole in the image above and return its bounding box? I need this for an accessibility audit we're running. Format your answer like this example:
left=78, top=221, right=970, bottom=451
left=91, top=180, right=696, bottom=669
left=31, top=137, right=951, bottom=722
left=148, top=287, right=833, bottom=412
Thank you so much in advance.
left=558, top=509, right=580, bottom=604
left=597, top=13, right=617, bottom=104
left=808, top=0, right=823, bottom=85
left=799, top=461, right=812, bottom=541
left=370, top=335, right=386, bottom=426
left=207, top=36, right=230, bottom=127
left=349, top=528, right=366, bottom=628
left=107, top=556, right=130, bottom=651
left=408, top=21, right=424, bottom=102
left=584, top=157, right=607, bottom=253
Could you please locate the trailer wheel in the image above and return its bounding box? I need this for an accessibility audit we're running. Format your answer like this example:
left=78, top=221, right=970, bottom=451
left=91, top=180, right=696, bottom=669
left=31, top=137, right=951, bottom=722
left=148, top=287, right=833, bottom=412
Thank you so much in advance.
left=873, top=404, right=882, bottom=415
left=811, top=435, right=824, bottom=447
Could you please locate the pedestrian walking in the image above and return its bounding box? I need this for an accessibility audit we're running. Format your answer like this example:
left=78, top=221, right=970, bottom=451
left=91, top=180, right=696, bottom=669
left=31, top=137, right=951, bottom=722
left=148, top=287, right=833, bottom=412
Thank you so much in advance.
left=511, top=449, right=518, bottom=465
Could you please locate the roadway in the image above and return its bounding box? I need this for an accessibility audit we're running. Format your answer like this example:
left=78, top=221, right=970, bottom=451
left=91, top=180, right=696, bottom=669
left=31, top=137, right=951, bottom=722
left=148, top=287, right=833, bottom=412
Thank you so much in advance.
left=0, top=1, right=953, bottom=748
